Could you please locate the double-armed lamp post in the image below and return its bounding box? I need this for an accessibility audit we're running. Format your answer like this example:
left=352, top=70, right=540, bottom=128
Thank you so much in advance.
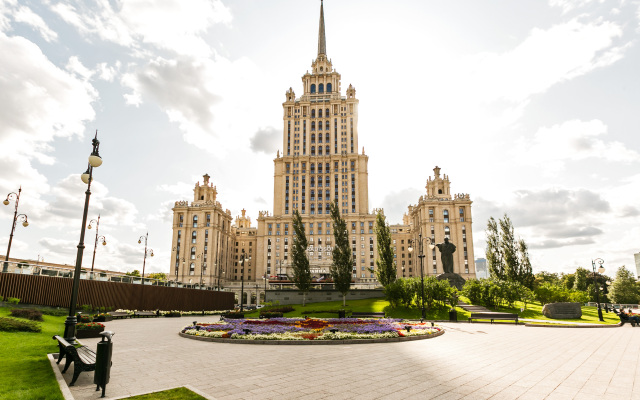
left=87, top=215, right=107, bottom=278
left=408, top=233, right=435, bottom=321
left=3, top=187, right=29, bottom=272
left=138, top=232, right=154, bottom=282
left=592, top=258, right=606, bottom=322
left=239, top=249, right=251, bottom=311
left=64, top=131, right=102, bottom=342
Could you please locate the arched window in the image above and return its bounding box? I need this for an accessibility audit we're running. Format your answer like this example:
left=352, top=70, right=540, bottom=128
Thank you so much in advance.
left=326, top=83, right=332, bottom=93
left=192, top=215, right=198, bottom=227
left=318, top=121, right=322, bottom=130
left=190, top=247, right=196, bottom=259
left=311, top=109, right=316, bottom=118
left=318, top=147, right=323, bottom=155
left=325, top=189, right=330, bottom=200
left=325, top=121, right=330, bottom=130
left=318, top=109, right=323, bottom=118
left=325, top=145, right=330, bottom=155
left=310, top=190, right=315, bottom=201
left=311, top=146, right=315, bottom=155
left=318, top=164, right=322, bottom=173
left=319, top=83, right=324, bottom=93
left=326, top=203, right=331, bottom=213
left=310, top=177, right=315, bottom=187
left=318, top=203, right=323, bottom=213
left=310, top=84, right=316, bottom=94
left=459, top=207, right=465, bottom=222
left=192, top=231, right=197, bottom=243
left=310, top=204, right=315, bottom=215
left=325, top=108, right=330, bottom=116
left=189, top=263, right=195, bottom=275
left=311, top=133, right=315, bottom=143
left=444, top=226, right=451, bottom=239
left=310, top=163, right=315, bottom=173
left=311, top=122, right=315, bottom=131
left=443, top=210, right=449, bottom=223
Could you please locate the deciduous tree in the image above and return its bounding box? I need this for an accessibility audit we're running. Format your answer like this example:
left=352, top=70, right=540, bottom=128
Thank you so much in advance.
left=374, top=209, right=396, bottom=288
left=291, top=210, right=311, bottom=306
left=330, top=201, right=352, bottom=306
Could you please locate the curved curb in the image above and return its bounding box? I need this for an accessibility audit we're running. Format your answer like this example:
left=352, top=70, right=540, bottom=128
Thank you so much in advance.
left=178, top=328, right=445, bottom=345
left=524, top=323, right=621, bottom=328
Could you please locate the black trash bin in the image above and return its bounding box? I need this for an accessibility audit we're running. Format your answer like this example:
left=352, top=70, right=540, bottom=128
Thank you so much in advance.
left=338, top=310, right=346, bottom=319
left=448, top=309, right=458, bottom=322
left=94, top=331, right=115, bottom=398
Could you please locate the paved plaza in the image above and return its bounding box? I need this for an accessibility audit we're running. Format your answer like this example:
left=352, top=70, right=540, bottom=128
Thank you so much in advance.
left=54, top=317, right=640, bottom=400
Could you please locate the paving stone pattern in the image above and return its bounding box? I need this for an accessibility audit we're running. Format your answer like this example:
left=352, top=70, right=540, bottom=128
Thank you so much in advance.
left=59, top=317, right=640, bottom=399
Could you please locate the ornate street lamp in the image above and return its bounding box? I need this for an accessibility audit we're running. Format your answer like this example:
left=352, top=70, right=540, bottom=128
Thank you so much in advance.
left=87, top=215, right=107, bottom=278
left=64, top=131, right=102, bottom=342
left=197, top=253, right=206, bottom=287
left=3, top=187, right=29, bottom=272
left=239, top=249, right=251, bottom=312
left=408, top=234, right=435, bottom=321
left=263, top=273, right=268, bottom=303
left=592, top=258, right=606, bottom=322
left=138, top=232, right=154, bottom=282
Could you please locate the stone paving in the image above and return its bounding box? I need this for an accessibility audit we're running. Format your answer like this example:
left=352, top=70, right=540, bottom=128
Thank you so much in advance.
left=57, top=317, right=640, bottom=400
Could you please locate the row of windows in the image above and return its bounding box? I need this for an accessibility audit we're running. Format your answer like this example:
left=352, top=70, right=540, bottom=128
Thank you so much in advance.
left=310, top=83, right=332, bottom=94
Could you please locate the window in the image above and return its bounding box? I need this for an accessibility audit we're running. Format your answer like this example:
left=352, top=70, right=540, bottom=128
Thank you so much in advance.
left=310, top=84, right=316, bottom=94
left=190, top=247, right=196, bottom=260
left=326, top=83, right=332, bottom=93
left=192, top=215, right=198, bottom=227
left=319, top=83, right=324, bottom=93
left=192, top=231, right=197, bottom=244
left=443, top=210, right=449, bottom=223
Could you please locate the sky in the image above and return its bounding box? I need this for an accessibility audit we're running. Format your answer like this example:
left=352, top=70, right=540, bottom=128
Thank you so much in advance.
left=0, top=0, right=639, bottom=278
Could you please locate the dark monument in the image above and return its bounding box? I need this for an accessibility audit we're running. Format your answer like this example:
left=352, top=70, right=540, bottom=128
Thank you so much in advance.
left=436, top=238, right=466, bottom=290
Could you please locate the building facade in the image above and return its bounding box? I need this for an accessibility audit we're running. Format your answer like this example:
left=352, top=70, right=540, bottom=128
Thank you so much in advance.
left=169, top=3, right=476, bottom=303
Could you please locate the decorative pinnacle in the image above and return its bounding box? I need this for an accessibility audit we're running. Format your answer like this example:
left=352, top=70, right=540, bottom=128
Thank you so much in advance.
left=318, top=0, right=326, bottom=56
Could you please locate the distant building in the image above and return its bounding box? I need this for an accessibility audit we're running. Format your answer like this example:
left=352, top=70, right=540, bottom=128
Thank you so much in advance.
left=475, top=258, right=488, bottom=279
left=169, top=2, right=476, bottom=303
left=635, top=253, right=640, bottom=279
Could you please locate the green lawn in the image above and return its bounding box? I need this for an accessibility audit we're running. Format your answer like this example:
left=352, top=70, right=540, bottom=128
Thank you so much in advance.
left=243, top=297, right=469, bottom=321
left=0, top=306, right=65, bottom=400
left=482, top=299, right=619, bottom=325
left=127, top=387, right=206, bottom=399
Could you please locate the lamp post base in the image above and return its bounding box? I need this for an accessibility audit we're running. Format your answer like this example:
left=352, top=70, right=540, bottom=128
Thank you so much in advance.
left=63, top=315, right=78, bottom=343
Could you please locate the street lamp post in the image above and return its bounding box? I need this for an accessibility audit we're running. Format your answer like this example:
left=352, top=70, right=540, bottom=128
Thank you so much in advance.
left=263, top=274, right=268, bottom=303
left=239, top=249, right=251, bottom=312
left=408, top=234, right=435, bottom=321
left=197, top=253, right=206, bottom=287
left=3, top=187, right=29, bottom=272
left=137, top=232, right=154, bottom=282
left=63, top=131, right=102, bottom=342
left=592, top=258, right=606, bottom=322
left=87, top=215, right=107, bottom=279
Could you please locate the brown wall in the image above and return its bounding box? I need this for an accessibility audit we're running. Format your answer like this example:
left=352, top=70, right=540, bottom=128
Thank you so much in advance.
left=0, top=273, right=234, bottom=311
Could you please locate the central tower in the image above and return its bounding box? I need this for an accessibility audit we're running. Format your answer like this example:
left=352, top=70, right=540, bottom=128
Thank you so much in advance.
left=257, top=1, right=378, bottom=285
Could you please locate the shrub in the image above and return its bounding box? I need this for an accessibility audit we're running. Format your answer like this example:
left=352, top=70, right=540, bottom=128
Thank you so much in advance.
left=78, top=314, right=93, bottom=323
left=40, top=308, right=67, bottom=317
left=265, top=306, right=294, bottom=313
left=76, top=322, right=105, bottom=331
left=0, top=317, right=41, bottom=332
left=260, top=311, right=284, bottom=318
left=10, top=308, right=43, bottom=321
left=4, top=297, right=20, bottom=305
left=79, top=304, right=93, bottom=313
left=222, top=311, right=245, bottom=319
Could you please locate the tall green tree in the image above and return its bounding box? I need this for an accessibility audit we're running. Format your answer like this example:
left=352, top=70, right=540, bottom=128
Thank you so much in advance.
left=291, top=210, right=311, bottom=306
left=572, top=267, right=590, bottom=292
left=485, top=214, right=533, bottom=288
left=374, top=209, right=396, bottom=288
left=330, top=201, right=352, bottom=306
left=486, top=217, right=504, bottom=280
left=608, top=265, right=640, bottom=304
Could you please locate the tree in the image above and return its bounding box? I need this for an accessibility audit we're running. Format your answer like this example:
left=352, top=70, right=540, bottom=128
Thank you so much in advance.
left=573, top=267, right=589, bottom=292
left=291, top=210, right=311, bottom=306
left=330, top=201, right=352, bottom=306
left=608, top=265, right=640, bottom=304
left=374, top=209, right=396, bottom=288
left=486, top=217, right=503, bottom=280
left=147, top=272, right=167, bottom=281
left=534, top=271, right=560, bottom=289
left=485, top=214, right=533, bottom=288
left=126, top=270, right=140, bottom=277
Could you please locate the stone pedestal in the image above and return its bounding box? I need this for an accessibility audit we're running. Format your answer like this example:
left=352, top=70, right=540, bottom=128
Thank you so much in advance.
left=436, top=273, right=466, bottom=290
left=542, top=302, right=582, bottom=319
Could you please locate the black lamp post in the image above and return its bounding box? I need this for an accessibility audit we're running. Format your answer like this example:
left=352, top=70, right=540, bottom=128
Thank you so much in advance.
left=137, top=232, right=154, bottom=282
left=408, top=234, right=435, bottom=321
left=3, top=187, right=29, bottom=272
left=263, top=273, right=268, bottom=303
left=592, top=258, right=606, bottom=322
left=87, top=215, right=106, bottom=278
left=197, top=253, right=206, bottom=287
left=239, top=249, right=250, bottom=312
left=63, top=131, right=102, bottom=342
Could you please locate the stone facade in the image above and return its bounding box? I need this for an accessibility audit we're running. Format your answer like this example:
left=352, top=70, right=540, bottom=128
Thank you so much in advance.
left=168, top=2, right=476, bottom=303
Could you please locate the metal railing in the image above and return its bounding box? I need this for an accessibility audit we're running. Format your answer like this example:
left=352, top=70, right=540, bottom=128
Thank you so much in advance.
left=1, top=261, right=219, bottom=290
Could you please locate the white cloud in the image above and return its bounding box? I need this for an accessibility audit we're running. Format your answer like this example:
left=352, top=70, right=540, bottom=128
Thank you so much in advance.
left=0, top=32, right=97, bottom=161
left=549, top=0, right=598, bottom=14
left=51, top=0, right=232, bottom=57
left=14, top=5, right=58, bottom=42
left=516, top=119, right=639, bottom=172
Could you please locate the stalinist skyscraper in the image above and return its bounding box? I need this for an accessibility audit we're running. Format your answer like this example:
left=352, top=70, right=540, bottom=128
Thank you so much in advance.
left=256, top=1, right=379, bottom=284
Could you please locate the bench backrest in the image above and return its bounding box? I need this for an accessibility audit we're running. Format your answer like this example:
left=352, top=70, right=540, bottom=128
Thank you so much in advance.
left=470, top=313, right=517, bottom=318
left=53, top=335, right=78, bottom=356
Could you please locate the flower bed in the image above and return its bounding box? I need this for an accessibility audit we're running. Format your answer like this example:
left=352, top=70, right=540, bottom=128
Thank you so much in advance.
left=180, top=317, right=443, bottom=343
